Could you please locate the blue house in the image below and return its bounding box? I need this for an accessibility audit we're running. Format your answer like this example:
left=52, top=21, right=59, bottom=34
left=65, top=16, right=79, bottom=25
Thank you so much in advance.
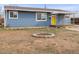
left=4, top=6, right=72, bottom=28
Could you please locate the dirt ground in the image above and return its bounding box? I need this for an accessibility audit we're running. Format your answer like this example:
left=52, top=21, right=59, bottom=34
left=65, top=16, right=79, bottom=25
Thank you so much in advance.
left=0, top=28, right=79, bottom=54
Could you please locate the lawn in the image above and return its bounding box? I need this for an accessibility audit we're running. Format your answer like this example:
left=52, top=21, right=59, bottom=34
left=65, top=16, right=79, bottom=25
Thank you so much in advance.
left=0, top=27, right=79, bottom=53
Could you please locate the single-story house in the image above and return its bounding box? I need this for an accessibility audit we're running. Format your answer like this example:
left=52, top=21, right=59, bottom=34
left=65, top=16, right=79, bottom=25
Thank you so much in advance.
left=4, top=6, right=73, bottom=28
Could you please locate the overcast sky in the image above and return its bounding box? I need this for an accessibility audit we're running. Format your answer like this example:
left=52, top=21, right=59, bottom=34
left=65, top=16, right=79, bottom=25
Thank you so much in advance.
left=0, top=4, right=79, bottom=11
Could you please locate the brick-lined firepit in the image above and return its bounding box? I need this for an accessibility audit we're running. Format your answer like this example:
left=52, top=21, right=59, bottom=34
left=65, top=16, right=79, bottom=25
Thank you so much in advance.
left=32, top=32, right=55, bottom=38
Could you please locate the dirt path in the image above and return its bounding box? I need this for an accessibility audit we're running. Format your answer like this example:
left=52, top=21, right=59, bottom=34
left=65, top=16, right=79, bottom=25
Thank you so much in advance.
left=0, top=29, right=79, bottom=54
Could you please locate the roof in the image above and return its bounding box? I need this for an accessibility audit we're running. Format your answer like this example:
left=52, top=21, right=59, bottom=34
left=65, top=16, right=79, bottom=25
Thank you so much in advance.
left=4, top=5, right=74, bottom=14
left=4, top=6, right=67, bottom=12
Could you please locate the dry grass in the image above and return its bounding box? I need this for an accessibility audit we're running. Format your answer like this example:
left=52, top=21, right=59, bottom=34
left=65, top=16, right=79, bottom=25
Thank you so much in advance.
left=0, top=28, right=79, bottom=54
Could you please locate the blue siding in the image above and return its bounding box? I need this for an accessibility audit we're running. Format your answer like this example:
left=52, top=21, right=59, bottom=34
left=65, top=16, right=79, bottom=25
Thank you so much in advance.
left=64, top=18, right=71, bottom=25
left=56, top=15, right=64, bottom=25
left=56, top=14, right=71, bottom=25
left=6, top=11, right=50, bottom=27
left=5, top=10, right=71, bottom=27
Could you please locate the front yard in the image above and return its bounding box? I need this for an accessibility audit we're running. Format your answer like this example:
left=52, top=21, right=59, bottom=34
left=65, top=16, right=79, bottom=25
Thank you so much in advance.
left=0, top=28, right=79, bottom=53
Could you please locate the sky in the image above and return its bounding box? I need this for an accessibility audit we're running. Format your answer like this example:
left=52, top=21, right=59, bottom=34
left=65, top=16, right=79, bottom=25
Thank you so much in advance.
left=0, top=4, right=79, bottom=11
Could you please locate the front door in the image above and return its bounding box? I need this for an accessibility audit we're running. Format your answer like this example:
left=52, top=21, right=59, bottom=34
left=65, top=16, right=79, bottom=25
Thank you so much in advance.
left=51, top=15, right=56, bottom=25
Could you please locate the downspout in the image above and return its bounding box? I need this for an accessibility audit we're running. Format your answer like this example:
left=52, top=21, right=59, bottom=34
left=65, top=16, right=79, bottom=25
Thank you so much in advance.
left=4, top=9, right=6, bottom=28
left=73, top=13, right=75, bottom=25
left=4, top=9, right=7, bottom=28
left=62, top=14, right=64, bottom=26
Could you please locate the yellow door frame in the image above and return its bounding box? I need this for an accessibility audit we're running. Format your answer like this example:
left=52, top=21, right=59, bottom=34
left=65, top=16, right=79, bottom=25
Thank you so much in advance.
left=51, top=15, right=57, bottom=25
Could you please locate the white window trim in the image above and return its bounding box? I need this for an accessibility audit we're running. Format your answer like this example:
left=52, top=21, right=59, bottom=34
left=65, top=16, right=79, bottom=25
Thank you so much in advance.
left=36, top=12, right=47, bottom=21
left=9, top=11, right=18, bottom=19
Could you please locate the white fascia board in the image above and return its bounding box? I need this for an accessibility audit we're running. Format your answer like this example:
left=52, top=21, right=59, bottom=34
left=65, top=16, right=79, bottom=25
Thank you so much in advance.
left=52, top=11, right=75, bottom=14
left=5, top=9, right=53, bottom=12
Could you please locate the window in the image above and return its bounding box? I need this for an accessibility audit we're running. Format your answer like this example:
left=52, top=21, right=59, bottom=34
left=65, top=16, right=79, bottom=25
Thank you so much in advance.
left=36, top=13, right=47, bottom=21
left=9, top=11, right=18, bottom=19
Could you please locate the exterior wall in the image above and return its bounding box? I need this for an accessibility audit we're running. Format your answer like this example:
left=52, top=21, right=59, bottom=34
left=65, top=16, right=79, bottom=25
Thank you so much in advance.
left=56, top=14, right=71, bottom=25
left=56, top=14, right=63, bottom=25
left=64, top=18, right=71, bottom=25
left=4, top=10, right=71, bottom=28
left=5, top=10, right=51, bottom=27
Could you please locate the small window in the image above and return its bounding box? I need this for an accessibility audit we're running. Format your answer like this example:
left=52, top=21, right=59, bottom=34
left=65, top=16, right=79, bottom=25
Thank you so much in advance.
left=9, top=11, right=18, bottom=19
left=36, top=13, right=47, bottom=21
